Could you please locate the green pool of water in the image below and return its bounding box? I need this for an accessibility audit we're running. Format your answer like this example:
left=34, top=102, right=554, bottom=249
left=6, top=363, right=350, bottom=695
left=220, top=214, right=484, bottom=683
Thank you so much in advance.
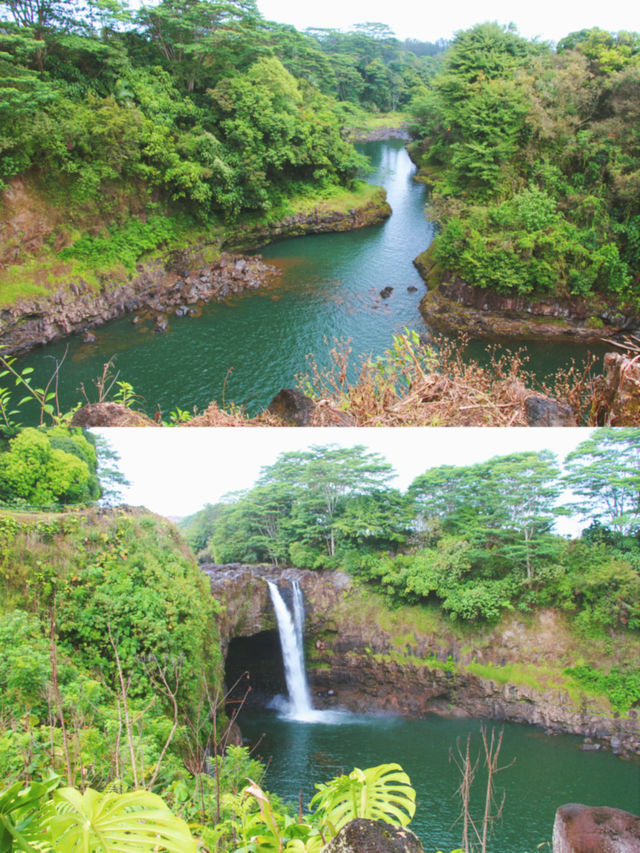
left=239, top=709, right=640, bottom=853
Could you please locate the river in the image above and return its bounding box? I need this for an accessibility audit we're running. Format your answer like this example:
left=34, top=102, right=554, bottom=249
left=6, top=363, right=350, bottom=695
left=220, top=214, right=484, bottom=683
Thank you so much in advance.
left=238, top=709, right=640, bottom=853
left=14, top=140, right=608, bottom=420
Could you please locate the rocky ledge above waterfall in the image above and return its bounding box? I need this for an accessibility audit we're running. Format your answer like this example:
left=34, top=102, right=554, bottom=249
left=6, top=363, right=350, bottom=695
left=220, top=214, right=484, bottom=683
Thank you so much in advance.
left=202, top=562, right=351, bottom=654
left=203, top=563, right=640, bottom=757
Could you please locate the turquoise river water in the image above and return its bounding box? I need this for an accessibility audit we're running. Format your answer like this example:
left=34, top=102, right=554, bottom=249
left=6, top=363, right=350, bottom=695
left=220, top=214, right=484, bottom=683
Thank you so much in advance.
left=16, top=140, right=609, bottom=420
left=239, top=708, right=640, bottom=853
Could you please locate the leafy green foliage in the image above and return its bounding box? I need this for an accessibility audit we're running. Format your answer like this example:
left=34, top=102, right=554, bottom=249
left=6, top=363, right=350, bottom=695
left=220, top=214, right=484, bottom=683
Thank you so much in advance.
left=0, top=428, right=100, bottom=506
left=0, top=509, right=221, bottom=715
left=0, top=780, right=197, bottom=853
left=0, top=776, right=57, bottom=852
left=563, top=429, right=640, bottom=533
left=309, top=763, right=416, bottom=834
left=1, top=0, right=434, bottom=245
left=212, top=763, right=417, bottom=853
left=49, top=786, right=197, bottom=852
left=411, top=23, right=640, bottom=303
left=187, top=444, right=401, bottom=566
left=50, top=513, right=219, bottom=702
left=565, top=665, right=640, bottom=713
left=409, top=450, right=562, bottom=580
left=58, top=216, right=181, bottom=272
left=302, top=25, right=446, bottom=111
left=190, top=432, right=640, bottom=639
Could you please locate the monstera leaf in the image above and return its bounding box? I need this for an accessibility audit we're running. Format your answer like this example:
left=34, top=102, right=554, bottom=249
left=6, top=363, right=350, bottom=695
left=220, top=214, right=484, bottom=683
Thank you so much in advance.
left=0, top=778, right=56, bottom=852
left=48, top=787, right=197, bottom=853
left=309, top=763, right=416, bottom=837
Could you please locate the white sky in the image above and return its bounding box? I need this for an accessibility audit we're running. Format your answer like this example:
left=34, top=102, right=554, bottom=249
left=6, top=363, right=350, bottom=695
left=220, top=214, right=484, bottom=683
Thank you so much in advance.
left=94, top=427, right=592, bottom=526
left=256, top=0, right=637, bottom=43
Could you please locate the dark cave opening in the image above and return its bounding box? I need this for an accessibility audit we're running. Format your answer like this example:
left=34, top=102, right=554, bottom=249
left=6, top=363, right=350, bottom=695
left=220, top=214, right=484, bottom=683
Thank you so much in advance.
left=225, top=629, right=286, bottom=709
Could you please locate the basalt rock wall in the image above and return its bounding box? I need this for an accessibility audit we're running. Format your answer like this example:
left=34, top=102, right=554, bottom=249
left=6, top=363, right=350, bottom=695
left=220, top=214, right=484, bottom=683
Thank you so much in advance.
left=0, top=253, right=278, bottom=356
left=203, top=564, right=640, bottom=756
left=414, top=246, right=639, bottom=343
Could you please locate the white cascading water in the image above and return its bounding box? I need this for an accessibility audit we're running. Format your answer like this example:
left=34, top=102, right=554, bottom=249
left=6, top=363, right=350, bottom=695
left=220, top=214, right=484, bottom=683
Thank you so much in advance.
left=267, top=580, right=314, bottom=720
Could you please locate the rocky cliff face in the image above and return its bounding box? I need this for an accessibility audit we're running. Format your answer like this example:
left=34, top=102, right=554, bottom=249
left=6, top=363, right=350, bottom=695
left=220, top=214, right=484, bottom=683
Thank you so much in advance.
left=0, top=253, right=279, bottom=355
left=204, top=563, right=640, bottom=757
left=597, top=351, right=640, bottom=426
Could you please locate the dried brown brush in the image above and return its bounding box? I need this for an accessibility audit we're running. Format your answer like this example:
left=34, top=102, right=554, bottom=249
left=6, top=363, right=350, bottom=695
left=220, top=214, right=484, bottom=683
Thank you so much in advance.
left=183, top=401, right=281, bottom=427
left=539, top=354, right=602, bottom=426
left=296, top=333, right=553, bottom=426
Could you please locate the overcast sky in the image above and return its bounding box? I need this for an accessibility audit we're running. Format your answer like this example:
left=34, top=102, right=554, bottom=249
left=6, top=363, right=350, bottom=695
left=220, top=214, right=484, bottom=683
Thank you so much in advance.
left=255, top=0, right=636, bottom=43
left=94, top=427, right=592, bottom=526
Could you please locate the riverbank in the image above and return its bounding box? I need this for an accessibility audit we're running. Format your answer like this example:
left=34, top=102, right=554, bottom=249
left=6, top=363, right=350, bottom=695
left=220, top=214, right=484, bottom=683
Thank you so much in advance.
left=414, top=245, right=640, bottom=343
left=343, top=110, right=410, bottom=142
left=205, top=564, right=640, bottom=757
left=0, top=183, right=390, bottom=356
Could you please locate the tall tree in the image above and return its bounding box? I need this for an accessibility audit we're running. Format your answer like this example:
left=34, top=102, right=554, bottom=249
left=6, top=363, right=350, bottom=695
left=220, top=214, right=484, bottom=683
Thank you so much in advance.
left=137, top=0, right=261, bottom=92
left=563, top=428, right=640, bottom=533
left=94, top=433, right=130, bottom=507
left=258, top=444, right=393, bottom=557
left=409, top=451, right=561, bottom=579
left=484, top=451, right=561, bottom=579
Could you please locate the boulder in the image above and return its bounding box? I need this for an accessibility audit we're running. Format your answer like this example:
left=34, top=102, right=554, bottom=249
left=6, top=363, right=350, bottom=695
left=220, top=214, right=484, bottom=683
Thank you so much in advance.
left=553, top=804, right=640, bottom=853
left=71, top=402, right=156, bottom=427
left=525, top=395, right=576, bottom=426
left=321, top=819, right=424, bottom=853
left=267, top=388, right=316, bottom=426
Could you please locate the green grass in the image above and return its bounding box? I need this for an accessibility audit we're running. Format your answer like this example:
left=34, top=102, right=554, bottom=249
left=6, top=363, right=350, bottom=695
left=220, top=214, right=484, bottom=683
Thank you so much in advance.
left=344, top=111, right=409, bottom=134
left=286, top=181, right=383, bottom=215
left=372, top=650, right=457, bottom=673
left=463, top=660, right=611, bottom=711
left=230, top=180, right=385, bottom=225
left=564, top=665, right=640, bottom=713
left=0, top=257, right=104, bottom=306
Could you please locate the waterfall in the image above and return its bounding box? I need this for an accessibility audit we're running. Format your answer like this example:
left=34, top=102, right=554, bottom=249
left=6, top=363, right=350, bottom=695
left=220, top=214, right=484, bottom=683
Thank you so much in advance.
left=267, top=580, right=314, bottom=720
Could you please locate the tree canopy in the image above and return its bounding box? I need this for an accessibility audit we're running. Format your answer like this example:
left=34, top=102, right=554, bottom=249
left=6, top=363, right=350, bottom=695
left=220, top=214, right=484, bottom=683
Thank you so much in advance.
left=0, top=0, right=442, bottom=233
left=0, top=426, right=100, bottom=505
left=182, top=433, right=640, bottom=631
left=410, top=23, right=640, bottom=304
left=564, top=429, right=640, bottom=533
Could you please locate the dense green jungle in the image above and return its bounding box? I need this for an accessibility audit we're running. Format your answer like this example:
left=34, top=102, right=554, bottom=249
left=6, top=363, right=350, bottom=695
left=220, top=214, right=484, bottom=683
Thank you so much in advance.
left=0, top=426, right=639, bottom=849
left=0, top=1, right=638, bottom=321
left=0, top=0, right=443, bottom=300
left=409, top=25, right=640, bottom=305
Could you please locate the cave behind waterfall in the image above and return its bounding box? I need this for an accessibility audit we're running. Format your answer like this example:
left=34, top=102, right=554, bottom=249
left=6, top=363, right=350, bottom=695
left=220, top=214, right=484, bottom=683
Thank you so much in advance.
left=225, top=630, right=286, bottom=709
